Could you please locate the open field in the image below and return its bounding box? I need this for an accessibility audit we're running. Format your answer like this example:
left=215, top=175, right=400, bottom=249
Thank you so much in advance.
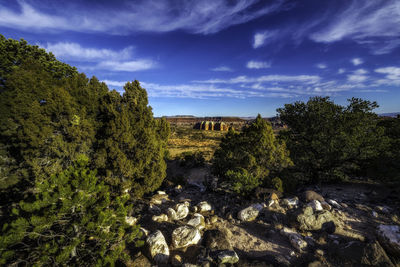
left=168, top=125, right=226, bottom=161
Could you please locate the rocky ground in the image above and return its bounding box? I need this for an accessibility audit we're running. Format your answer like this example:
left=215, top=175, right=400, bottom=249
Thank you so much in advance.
left=126, top=170, right=400, bottom=267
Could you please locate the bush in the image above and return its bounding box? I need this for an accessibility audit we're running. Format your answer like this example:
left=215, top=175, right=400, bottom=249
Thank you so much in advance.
left=0, top=156, right=142, bottom=266
left=177, top=151, right=205, bottom=168
left=212, top=115, right=292, bottom=194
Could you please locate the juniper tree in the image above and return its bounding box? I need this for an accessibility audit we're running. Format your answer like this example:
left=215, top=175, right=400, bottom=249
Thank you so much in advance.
left=212, top=115, right=292, bottom=194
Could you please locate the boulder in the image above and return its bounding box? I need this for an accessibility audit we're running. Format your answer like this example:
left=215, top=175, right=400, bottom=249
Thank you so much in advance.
left=238, top=203, right=264, bottom=222
left=303, top=190, right=325, bottom=202
left=203, top=229, right=233, bottom=250
left=172, top=226, right=201, bottom=248
left=217, top=250, right=239, bottom=264
left=197, top=201, right=213, bottom=213
left=280, top=227, right=307, bottom=252
left=308, top=200, right=323, bottom=212
left=146, top=230, right=169, bottom=264
left=187, top=213, right=206, bottom=230
left=152, top=214, right=168, bottom=223
left=297, top=206, right=338, bottom=231
left=320, top=201, right=332, bottom=211
left=377, top=224, right=400, bottom=257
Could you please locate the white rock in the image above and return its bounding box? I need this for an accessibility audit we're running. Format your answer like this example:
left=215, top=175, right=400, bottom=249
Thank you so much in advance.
left=238, top=203, right=263, bottom=222
left=174, top=202, right=189, bottom=220
left=152, top=214, right=168, bottom=222
left=187, top=213, right=205, bottom=230
left=167, top=208, right=177, bottom=221
left=146, top=230, right=169, bottom=264
left=172, top=226, right=201, bottom=248
left=157, top=191, right=166, bottom=195
left=377, top=224, right=400, bottom=256
left=197, top=201, right=212, bottom=213
left=125, top=216, right=137, bottom=226
left=309, top=200, right=323, bottom=212
left=372, top=211, right=378, bottom=218
left=280, top=227, right=308, bottom=252
left=217, top=250, right=239, bottom=264
left=327, top=199, right=341, bottom=209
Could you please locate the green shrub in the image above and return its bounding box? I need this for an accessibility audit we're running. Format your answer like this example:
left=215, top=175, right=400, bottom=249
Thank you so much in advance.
left=212, top=115, right=292, bottom=194
left=177, top=151, right=205, bottom=168
left=0, top=156, right=142, bottom=266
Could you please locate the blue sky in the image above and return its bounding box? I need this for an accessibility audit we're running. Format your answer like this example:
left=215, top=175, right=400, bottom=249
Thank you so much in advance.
left=1, top=0, right=399, bottom=117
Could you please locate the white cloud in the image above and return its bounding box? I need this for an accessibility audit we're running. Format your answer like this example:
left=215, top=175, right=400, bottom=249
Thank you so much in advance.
left=102, top=80, right=127, bottom=87
left=338, top=68, right=346, bottom=74
left=351, top=58, right=363, bottom=66
left=354, top=69, right=368, bottom=75
left=253, top=31, right=277, bottom=48
left=309, top=0, right=400, bottom=53
left=96, top=60, right=157, bottom=72
left=246, top=60, right=271, bottom=69
left=194, top=74, right=321, bottom=85
left=0, top=0, right=286, bottom=35
left=211, top=66, right=233, bottom=72
left=43, top=42, right=133, bottom=61
left=375, top=67, right=400, bottom=79
left=347, top=74, right=368, bottom=83
left=316, top=63, right=327, bottom=69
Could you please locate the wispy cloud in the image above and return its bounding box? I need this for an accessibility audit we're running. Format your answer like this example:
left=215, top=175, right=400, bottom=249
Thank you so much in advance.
left=309, top=0, right=400, bottom=53
left=246, top=60, right=271, bottom=69
left=316, top=63, right=327, bottom=69
left=96, top=60, right=157, bottom=72
left=43, top=42, right=134, bottom=61
left=351, top=58, right=363, bottom=66
left=374, top=67, right=400, bottom=85
left=338, top=68, right=346, bottom=74
left=347, top=69, right=368, bottom=83
left=211, top=66, right=233, bottom=72
left=253, top=31, right=277, bottom=49
left=102, top=80, right=127, bottom=87
left=0, top=0, right=286, bottom=35
left=42, top=42, right=157, bottom=72
left=194, top=74, right=321, bottom=85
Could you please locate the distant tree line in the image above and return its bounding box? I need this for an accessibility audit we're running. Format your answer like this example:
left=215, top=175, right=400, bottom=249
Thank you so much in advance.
left=0, top=35, right=169, bottom=265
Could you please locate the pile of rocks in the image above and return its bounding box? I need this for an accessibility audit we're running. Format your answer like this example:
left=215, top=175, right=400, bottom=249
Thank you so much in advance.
left=129, top=185, right=400, bottom=266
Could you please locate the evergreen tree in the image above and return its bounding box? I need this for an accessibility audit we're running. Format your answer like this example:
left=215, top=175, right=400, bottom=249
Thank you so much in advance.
left=277, top=97, right=388, bottom=183
left=212, top=115, right=292, bottom=194
left=0, top=155, right=141, bottom=266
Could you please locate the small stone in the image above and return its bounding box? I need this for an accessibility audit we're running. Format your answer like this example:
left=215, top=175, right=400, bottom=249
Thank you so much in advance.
left=372, top=211, right=379, bottom=218
left=282, top=197, right=299, bottom=208
left=238, top=203, right=263, bottom=222
left=197, top=201, right=212, bottom=213
left=304, top=190, right=325, bottom=202
left=289, top=250, right=296, bottom=257
left=327, top=199, right=341, bottom=209
left=174, top=202, right=189, bottom=220
left=172, top=226, right=201, bottom=248
left=146, top=230, right=169, bottom=264
left=171, top=254, right=182, bottom=267
left=217, top=250, right=239, bottom=264
left=167, top=208, right=177, bottom=220
left=152, top=214, right=168, bottom=222
left=270, top=192, right=279, bottom=200
left=174, top=185, right=183, bottom=193
left=157, top=190, right=166, bottom=195
left=309, top=200, right=323, bottom=212
left=140, top=227, right=149, bottom=237
left=315, top=249, right=324, bottom=256
left=187, top=213, right=206, bottom=230
left=341, top=203, right=348, bottom=208
left=281, top=227, right=308, bottom=252
left=125, top=216, right=137, bottom=226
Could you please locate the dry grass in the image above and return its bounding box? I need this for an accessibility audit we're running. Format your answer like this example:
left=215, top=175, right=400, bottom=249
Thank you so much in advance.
left=168, top=125, right=226, bottom=161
